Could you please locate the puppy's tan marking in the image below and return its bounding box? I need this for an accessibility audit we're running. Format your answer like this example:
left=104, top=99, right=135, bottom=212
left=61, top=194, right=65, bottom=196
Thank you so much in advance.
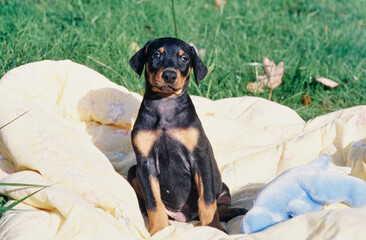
left=147, top=176, right=169, bottom=235
left=133, top=130, right=160, bottom=157
left=146, top=64, right=165, bottom=92
left=174, top=67, right=190, bottom=89
left=154, top=67, right=165, bottom=85
left=159, top=47, right=165, bottom=54
left=168, top=126, right=199, bottom=152
left=194, top=173, right=221, bottom=228
left=179, top=49, right=185, bottom=56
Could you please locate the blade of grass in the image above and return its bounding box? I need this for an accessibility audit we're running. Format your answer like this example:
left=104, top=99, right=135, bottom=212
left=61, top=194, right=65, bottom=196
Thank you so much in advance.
left=0, top=186, right=48, bottom=215
left=0, top=183, right=48, bottom=188
left=205, top=63, right=215, bottom=98
left=171, top=0, right=178, bottom=38
left=0, top=206, right=35, bottom=212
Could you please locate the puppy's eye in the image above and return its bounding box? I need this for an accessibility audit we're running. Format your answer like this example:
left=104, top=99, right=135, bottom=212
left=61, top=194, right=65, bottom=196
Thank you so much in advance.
left=152, top=52, right=161, bottom=60
left=181, top=55, right=188, bottom=64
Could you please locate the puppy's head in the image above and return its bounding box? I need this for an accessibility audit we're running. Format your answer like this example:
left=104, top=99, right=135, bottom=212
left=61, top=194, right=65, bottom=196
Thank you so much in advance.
left=129, top=37, right=207, bottom=95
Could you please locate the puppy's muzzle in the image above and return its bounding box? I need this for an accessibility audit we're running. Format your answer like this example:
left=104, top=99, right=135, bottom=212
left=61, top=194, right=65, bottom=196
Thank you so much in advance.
left=162, top=70, right=177, bottom=84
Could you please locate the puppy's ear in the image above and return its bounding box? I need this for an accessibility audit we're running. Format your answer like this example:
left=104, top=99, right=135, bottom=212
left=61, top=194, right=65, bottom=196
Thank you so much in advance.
left=129, top=40, right=151, bottom=77
left=190, top=46, right=208, bottom=85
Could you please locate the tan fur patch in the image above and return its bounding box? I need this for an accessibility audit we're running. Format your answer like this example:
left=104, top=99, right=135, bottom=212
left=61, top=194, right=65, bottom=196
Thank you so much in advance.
left=175, top=69, right=187, bottom=89
left=133, top=130, right=160, bottom=157
left=179, top=50, right=185, bottom=56
left=194, top=173, right=218, bottom=226
left=147, top=66, right=164, bottom=90
left=168, top=126, right=199, bottom=152
left=147, top=176, right=169, bottom=235
left=159, top=47, right=165, bottom=54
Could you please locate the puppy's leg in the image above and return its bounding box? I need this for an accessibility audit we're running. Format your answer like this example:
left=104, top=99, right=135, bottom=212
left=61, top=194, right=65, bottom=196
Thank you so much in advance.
left=217, top=183, right=247, bottom=222
left=193, top=170, right=223, bottom=231
left=136, top=162, right=169, bottom=235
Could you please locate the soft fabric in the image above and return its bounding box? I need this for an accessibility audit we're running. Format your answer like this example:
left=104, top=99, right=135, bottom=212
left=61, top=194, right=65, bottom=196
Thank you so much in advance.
left=0, top=60, right=365, bottom=240
left=240, top=154, right=366, bottom=234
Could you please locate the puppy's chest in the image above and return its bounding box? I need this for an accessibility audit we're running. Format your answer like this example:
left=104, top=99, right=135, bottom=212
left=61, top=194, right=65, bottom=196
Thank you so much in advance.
left=133, top=126, right=200, bottom=158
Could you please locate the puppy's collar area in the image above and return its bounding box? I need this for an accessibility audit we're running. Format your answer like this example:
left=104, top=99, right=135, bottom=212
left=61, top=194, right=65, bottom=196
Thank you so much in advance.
left=144, top=86, right=188, bottom=100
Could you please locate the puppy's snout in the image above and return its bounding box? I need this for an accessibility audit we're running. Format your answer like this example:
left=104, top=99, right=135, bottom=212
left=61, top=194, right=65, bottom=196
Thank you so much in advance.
left=162, top=70, right=177, bottom=84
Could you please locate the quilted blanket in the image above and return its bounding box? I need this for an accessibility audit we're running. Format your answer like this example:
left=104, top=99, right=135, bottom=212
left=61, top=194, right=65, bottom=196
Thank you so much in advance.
left=0, top=60, right=366, bottom=240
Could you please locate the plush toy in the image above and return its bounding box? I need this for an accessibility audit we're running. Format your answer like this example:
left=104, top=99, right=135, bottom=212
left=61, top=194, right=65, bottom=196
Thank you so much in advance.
left=240, top=154, right=366, bottom=234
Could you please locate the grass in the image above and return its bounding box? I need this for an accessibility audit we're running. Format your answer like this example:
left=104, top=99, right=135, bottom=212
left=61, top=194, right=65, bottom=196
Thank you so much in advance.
left=0, top=183, right=49, bottom=217
left=0, top=0, right=365, bottom=120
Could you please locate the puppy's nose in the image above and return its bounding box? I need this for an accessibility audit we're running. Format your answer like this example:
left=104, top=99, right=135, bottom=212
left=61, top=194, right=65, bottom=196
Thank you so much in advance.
left=162, top=70, right=177, bottom=83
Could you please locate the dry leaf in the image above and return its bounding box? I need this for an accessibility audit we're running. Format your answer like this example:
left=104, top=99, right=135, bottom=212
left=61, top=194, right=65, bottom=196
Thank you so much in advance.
left=247, top=57, right=284, bottom=99
left=247, top=82, right=263, bottom=93
left=130, top=42, right=140, bottom=52
left=257, top=75, right=269, bottom=85
left=316, top=77, right=339, bottom=88
left=262, top=57, right=275, bottom=76
left=301, top=93, right=312, bottom=106
left=246, top=76, right=268, bottom=94
left=262, top=57, right=284, bottom=89
left=214, top=0, right=227, bottom=10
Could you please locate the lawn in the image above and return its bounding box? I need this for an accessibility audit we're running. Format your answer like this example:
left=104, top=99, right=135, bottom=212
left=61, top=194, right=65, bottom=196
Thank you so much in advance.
left=1, top=0, right=365, bottom=120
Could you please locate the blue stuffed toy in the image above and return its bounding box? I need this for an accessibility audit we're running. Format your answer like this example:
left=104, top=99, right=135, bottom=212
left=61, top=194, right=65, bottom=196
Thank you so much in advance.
left=240, top=154, right=366, bottom=234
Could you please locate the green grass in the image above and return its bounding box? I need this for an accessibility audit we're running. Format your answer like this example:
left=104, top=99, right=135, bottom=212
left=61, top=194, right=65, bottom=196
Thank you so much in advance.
left=1, top=0, right=365, bottom=120
left=0, top=183, right=49, bottom=218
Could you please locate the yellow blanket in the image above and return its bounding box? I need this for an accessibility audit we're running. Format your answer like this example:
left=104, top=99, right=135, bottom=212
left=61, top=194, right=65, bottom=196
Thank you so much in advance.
left=0, top=60, right=365, bottom=240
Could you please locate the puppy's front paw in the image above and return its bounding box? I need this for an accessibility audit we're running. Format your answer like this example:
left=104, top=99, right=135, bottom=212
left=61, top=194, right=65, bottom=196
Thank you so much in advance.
left=148, top=210, right=170, bottom=235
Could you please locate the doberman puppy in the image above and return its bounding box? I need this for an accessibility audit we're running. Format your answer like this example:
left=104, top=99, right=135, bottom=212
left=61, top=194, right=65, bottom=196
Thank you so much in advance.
left=128, top=37, right=247, bottom=235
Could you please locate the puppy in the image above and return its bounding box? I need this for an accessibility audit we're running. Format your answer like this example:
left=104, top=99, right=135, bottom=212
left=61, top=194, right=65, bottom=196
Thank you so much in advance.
left=128, top=37, right=246, bottom=235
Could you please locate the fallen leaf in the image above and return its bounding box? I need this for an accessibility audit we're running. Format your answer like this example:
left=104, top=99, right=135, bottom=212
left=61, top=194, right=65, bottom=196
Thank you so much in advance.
left=316, top=77, right=339, bottom=88
left=301, top=93, right=312, bottom=106
left=257, top=75, right=269, bottom=84
left=247, top=57, right=284, bottom=99
left=262, top=57, right=284, bottom=89
left=246, top=76, right=267, bottom=94
left=262, top=57, right=275, bottom=76
left=247, top=82, right=263, bottom=93
left=130, top=42, right=140, bottom=52
left=214, top=0, right=227, bottom=11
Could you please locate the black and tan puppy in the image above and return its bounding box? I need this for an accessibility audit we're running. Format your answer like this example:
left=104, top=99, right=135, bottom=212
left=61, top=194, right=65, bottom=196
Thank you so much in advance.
left=128, top=37, right=246, bottom=235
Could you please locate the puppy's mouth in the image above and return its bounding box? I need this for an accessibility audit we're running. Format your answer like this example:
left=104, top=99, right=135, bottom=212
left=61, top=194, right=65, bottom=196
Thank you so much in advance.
left=152, top=83, right=181, bottom=95
left=158, top=85, right=177, bottom=93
